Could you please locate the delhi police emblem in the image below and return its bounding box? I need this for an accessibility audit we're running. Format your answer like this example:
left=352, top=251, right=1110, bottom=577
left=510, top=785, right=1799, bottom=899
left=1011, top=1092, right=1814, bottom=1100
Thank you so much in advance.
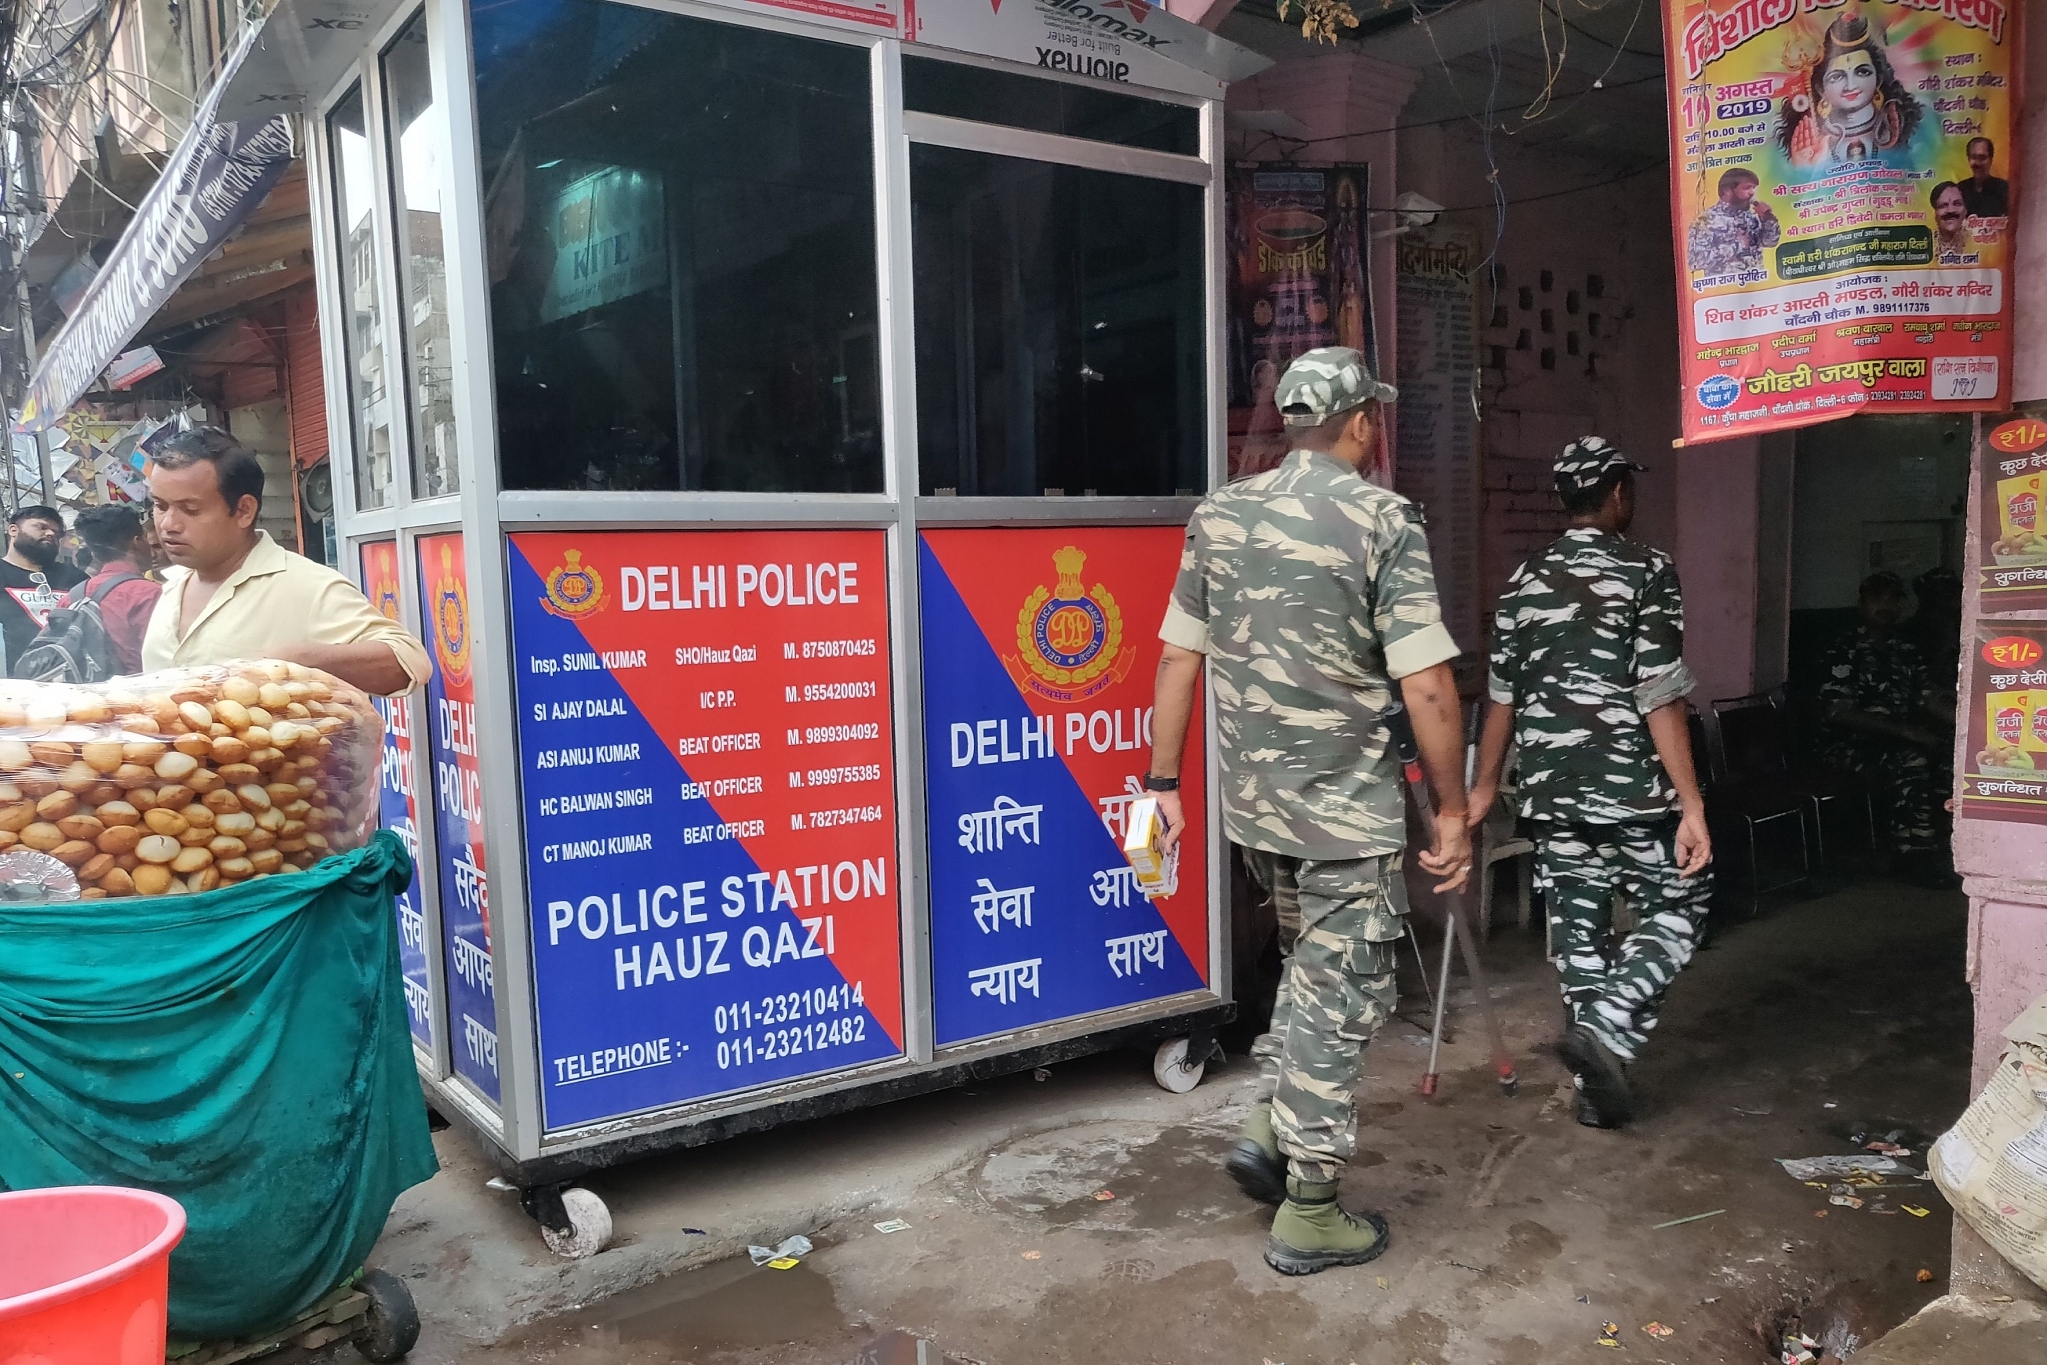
left=541, top=549, right=607, bottom=620
left=1005, top=546, right=1134, bottom=703
left=372, top=576, right=401, bottom=624
left=432, top=544, right=472, bottom=687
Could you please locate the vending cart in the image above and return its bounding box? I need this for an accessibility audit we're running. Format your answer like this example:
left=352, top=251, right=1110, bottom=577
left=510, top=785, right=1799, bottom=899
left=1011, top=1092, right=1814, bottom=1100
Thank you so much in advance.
left=237, top=0, right=1265, bottom=1253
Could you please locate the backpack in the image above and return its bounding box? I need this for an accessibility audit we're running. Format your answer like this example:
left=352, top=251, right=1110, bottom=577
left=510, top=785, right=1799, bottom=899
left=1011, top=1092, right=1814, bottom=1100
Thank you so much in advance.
left=10, top=573, right=144, bottom=684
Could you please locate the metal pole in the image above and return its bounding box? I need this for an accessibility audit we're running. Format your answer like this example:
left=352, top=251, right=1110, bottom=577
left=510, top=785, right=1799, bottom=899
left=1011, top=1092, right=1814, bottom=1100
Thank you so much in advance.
left=1384, top=701, right=1520, bottom=1098
left=1422, top=911, right=1455, bottom=1095
left=14, top=268, right=51, bottom=504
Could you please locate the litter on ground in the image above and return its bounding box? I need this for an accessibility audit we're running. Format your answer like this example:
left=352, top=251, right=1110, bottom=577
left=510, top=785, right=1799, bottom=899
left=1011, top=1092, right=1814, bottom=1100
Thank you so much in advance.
left=747, top=1234, right=813, bottom=1266
left=1653, top=1209, right=1725, bottom=1229
left=1776, top=1155, right=1921, bottom=1182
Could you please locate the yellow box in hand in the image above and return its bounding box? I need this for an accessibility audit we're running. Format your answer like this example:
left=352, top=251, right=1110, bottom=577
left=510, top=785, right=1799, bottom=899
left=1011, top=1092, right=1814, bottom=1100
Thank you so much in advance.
left=1121, top=796, right=1179, bottom=898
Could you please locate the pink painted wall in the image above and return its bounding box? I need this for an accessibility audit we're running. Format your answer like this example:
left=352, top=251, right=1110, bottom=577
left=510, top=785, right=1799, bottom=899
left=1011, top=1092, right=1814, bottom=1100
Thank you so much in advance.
left=1948, top=14, right=2047, bottom=1297
left=1675, top=440, right=1763, bottom=703
left=1228, top=49, right=1418, bottom=417
left=1386, top=120, right=1772, bottom=693
left=1165, top=0, right=1238, bottom=29
left=1221, top=33, right=1778, bottom=703
left=2009, top=15, right=2047, bottom=401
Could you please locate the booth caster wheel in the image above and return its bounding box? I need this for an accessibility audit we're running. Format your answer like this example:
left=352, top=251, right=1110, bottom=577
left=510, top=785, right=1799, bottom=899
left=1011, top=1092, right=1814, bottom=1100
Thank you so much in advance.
left=352, top=1268, right=420, bottom=1362
left=522, top=1183, right=614, bottom=1259
left=1153, top=1037, right=1207, bottom=1093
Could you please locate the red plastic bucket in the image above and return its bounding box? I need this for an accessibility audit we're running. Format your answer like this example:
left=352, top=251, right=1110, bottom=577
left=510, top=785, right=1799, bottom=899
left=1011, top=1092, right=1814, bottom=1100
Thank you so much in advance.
left=0, top=1186, right=185, bottom=1365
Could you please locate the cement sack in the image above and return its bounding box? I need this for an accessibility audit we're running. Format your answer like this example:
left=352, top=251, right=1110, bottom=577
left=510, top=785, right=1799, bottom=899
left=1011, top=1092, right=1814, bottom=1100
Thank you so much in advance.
left=1931, top=989, right=2047, bottom=1290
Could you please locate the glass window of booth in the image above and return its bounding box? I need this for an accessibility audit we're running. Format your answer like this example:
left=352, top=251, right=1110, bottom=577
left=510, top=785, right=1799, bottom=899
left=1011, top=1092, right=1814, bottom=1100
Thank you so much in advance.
left=902, top=56, right=1200, bottom=156
left=469, top=0, right=882, bottom=493
left=328, top=85, right=395, bottom=512
left=384, top=11, right=460, bottom=500
left=911, top=147, right=1205, bottom=497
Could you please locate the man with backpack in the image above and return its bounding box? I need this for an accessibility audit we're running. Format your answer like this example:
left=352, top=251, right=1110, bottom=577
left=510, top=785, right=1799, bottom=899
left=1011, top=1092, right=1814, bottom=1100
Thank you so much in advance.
left=75, top=505, right=161, bottom=673
left=10, top=504, right=162, bottom=682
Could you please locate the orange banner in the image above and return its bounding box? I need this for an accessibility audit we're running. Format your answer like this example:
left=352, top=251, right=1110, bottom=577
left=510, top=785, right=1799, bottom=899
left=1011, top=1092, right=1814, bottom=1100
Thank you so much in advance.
left=1662, top=0, right=2019, bottom=442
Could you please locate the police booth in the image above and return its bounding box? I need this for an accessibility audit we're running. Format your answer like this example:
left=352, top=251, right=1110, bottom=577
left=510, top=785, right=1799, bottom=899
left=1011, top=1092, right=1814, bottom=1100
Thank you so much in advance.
left=219, top=0, right=1266, bottom=1249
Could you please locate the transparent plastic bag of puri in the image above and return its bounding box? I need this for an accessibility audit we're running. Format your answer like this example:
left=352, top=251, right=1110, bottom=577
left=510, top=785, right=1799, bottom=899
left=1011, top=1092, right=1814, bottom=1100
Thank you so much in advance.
left=0, top=660, right=438, bottom=1344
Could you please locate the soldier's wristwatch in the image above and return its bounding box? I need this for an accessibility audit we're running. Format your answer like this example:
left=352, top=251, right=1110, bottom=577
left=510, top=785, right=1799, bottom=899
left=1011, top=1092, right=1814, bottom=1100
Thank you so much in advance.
left=1142, top=775, right=1179, bottom=792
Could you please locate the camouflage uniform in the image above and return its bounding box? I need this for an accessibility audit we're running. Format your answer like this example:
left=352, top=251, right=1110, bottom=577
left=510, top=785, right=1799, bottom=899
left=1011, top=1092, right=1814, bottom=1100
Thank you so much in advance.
left=1817, top=627, right=1939, bottom=854
left=1488, top=437, right=1712, bottom=1065
left=1686, top=199, right=1780, bottom=276
left=1162, top=347, right=1458, bottom=1184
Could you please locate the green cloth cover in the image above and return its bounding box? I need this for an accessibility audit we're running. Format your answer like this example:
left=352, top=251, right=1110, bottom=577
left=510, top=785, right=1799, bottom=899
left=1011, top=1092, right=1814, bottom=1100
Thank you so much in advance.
left=0, top=831, right=438, bottom=1338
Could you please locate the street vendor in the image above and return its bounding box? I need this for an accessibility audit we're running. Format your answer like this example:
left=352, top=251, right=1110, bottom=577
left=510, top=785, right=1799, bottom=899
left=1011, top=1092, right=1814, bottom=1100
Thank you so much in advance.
left=142, top=427, right=429, bottom=697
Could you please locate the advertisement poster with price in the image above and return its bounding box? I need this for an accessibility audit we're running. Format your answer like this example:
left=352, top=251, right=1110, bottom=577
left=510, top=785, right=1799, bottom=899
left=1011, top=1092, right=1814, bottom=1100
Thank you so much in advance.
left=417, top=532, right=499, bottom=1104
left=505, top=530, right=903, bottom=1129
left=361, top=540, right=432, bottom=1049
left=1662, top=0, right=2017, bottom=442
left=1959, top=622, right=2047, bottom=825
left=921, top=528, right=1208, bottom=1048
left=1979, top=414, right=2047, bottom=609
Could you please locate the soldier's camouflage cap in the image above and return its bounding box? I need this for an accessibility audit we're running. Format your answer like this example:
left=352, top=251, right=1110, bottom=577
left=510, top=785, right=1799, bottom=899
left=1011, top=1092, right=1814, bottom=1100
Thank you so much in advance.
left=1276, top=347, right=1399, bottom=426
left=1553, top=435, right=1646, bottom=497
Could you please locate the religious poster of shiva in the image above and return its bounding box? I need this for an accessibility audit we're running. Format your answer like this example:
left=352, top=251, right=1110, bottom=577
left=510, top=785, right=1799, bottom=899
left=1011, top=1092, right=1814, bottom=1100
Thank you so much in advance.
left=1776, top=8, right=1923, bottom=165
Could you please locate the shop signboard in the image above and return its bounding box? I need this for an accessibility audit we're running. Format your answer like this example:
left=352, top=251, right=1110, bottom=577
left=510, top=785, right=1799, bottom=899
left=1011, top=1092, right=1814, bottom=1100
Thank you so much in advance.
left=362, top=540, right=432, bottom=1049
left=906, top=0, right=1261, bottom=96
left=505, top=530, right=904, bottom=1129
left=682, top=1, right=1262, bottom=97
left=1978, top=414, right=2047, bottom=610
left=1661, top=1, right=2019, bottom=442
left=537, top=165, right=667, bottom=324
left=1959, top=622, right=2047, bottom=825
left=1226, top=164, right=1376, bottom=480
left=15, top=27, right=295, bottom=433
left=920, top=528, right=1208, bottom=1048
left=417, top=532, right=499, bottom=1104
left=1394, top=229, right=1483, bottom=678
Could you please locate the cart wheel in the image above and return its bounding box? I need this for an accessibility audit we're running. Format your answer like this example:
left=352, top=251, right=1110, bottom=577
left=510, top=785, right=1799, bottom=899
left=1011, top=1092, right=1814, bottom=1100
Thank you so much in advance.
left=352, top=1269, right=419, bottom=1362
left=541, top=1186, right=614, bottom=1259
left=1152, top=1037, right=1205, bottom=1093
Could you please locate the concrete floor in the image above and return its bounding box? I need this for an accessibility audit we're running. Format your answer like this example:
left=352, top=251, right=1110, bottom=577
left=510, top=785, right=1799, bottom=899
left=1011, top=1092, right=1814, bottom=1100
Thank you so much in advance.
left=347, top=875, right=1975, bottom=1365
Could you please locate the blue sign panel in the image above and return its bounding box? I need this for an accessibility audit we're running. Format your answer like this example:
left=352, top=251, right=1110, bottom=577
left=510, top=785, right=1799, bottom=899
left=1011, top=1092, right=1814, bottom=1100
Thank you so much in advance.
left=506, top=530, right=904, bottom=1130
left=920, top=531, right=1207, bottom=1048
left=418, top=533, right=500, bottom=1105
left=361, top=540, right=432, bottom=1049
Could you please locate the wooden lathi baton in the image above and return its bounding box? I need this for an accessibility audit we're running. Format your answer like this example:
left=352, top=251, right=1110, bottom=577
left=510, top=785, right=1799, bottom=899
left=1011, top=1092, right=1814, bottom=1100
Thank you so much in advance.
left=1384, top=700, right=1519, bottom=1098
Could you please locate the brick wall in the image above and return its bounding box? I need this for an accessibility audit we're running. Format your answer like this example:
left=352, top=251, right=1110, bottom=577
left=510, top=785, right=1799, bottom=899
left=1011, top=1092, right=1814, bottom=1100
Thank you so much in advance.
left=1396, top=124, right=1683, bottom=624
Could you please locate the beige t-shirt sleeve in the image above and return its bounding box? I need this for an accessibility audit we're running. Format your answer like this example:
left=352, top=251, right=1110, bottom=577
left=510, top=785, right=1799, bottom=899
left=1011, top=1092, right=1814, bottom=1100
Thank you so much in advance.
left=301, top=574, right=434, bottom=693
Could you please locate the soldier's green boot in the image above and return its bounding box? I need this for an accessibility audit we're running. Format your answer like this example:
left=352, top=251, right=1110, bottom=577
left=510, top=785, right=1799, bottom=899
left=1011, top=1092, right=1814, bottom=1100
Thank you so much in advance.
left=1264, top=1177, right=1391, bottom=1276
left=1225, top=1102, right=1286, bottom=1205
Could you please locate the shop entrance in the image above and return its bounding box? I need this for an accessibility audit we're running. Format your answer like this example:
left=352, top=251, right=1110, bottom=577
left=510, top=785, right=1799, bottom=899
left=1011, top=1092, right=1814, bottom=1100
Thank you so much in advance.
left=1785, top=414, right=1970, bottom=879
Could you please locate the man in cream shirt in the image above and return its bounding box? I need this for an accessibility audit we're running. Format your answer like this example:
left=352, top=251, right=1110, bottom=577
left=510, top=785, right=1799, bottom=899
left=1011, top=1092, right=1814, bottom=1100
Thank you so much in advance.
left=142, top=427, right=429, bottom=697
